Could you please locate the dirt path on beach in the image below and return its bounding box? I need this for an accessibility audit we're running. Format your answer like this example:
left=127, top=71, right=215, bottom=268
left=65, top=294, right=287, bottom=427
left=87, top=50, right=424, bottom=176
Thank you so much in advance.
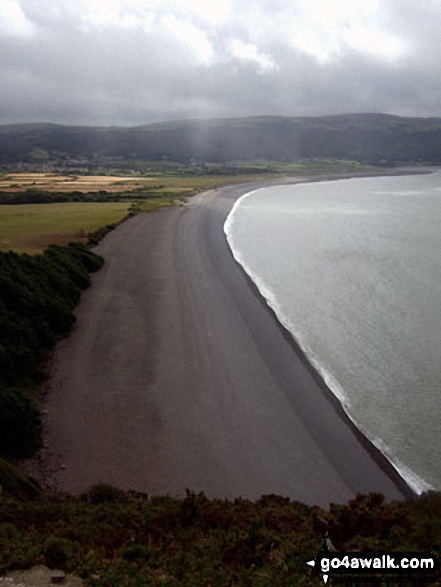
left=41, top=177, right=412, bottom=506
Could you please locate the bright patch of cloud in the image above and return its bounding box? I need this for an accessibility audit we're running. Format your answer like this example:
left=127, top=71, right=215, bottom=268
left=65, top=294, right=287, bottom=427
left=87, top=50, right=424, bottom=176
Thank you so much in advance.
left=0, top=0, right=34, bottom=35
left=299, top=0, right=380, bottom=32
left=83, top=0, right=155, bottom=29
left=172, top=0, right=230, bottom=24
left=283, top=0, right=403, bottom=61
left=342, top=27, right=404, bottom=59
left=162, top=14, right=213, bottom=63
left=83, top=0, right=229, bottom=27
left=230, top=39, right=279, bottom=73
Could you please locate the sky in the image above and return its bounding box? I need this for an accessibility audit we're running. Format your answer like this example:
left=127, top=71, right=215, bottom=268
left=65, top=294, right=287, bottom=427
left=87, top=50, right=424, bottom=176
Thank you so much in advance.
left=1, top=0, right=441, bottom=126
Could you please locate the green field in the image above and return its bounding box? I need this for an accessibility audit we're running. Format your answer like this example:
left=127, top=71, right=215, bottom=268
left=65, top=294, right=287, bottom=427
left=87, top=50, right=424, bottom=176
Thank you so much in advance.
left=0, top=173, right=283, bottom=254
left=0, top=201, right=133, bottom=254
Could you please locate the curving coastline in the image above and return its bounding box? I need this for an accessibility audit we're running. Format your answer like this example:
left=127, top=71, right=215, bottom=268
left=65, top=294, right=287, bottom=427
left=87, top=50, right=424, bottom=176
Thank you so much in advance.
left=224, top=185, right=429, bottom=496
left=39, top=173, right=417, bottom=506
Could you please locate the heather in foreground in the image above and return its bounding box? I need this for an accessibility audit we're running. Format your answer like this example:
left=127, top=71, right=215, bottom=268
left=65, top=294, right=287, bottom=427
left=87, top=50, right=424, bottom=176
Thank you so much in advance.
left=1, top=485, right=440, bottom=586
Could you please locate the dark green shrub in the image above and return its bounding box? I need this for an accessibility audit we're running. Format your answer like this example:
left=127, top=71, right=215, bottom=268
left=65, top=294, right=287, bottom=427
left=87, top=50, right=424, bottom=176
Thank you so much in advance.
left=121, top=544, right=151, bottom=563
left=83, top=484, right=129, bottom=505
left=0, top=458, right=41, bottom=499
left=87, top=224, right=116, bottom=246
left=0, top=388, right=41, bottom=458
left=0, top=522, right=21, bottom=542
left=43, top=537, right=80, bottom=570
left=0, top=244, right=104, bottom=460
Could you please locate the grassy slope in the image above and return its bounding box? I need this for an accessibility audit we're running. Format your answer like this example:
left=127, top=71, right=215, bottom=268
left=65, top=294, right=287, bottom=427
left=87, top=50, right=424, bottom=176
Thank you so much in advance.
left=0, top=202, right=133, bottom=254
left=0, top=173, right=279, bottom=254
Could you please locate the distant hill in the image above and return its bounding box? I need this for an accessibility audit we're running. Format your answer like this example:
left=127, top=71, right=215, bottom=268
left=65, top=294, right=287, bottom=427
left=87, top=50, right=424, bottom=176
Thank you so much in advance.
left=2, top=113, right=441, bottom=165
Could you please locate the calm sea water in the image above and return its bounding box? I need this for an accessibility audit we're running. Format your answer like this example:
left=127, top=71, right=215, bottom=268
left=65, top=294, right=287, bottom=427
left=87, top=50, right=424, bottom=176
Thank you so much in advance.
left=224, top=171, right=441, bottom=494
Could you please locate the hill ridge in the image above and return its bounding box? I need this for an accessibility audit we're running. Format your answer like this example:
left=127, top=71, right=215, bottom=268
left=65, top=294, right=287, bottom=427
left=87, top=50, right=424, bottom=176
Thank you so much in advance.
left=2, top=113, right=441, bottom=164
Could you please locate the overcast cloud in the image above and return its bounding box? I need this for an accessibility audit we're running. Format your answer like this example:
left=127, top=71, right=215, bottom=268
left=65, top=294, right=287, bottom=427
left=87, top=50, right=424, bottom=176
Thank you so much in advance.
left=1, top=0, right=441, bottom=125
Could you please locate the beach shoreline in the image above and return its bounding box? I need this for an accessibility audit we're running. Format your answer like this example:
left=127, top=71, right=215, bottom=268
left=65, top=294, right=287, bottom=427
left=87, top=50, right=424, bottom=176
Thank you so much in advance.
left=31, top=169, right=424, bottom=506
left=222, top=173, right=421, bottom=499
left=223, top=238, right=416, bottom=499
left=222, top=175, right=423, bottom=499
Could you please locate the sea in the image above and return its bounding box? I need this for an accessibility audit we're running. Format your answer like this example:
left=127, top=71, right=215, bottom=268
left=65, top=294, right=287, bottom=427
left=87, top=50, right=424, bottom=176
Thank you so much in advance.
left=224, top=170, right=441, bottom=495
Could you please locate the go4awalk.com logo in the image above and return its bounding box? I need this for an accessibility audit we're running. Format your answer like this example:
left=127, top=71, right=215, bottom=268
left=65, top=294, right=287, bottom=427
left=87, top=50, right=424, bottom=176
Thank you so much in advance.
left=307, top=542, right=438, bottom=584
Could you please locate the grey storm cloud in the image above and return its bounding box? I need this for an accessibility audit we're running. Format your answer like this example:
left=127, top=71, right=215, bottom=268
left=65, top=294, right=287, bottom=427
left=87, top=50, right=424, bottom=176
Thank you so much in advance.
left=1, top=0, right=441, bottom=125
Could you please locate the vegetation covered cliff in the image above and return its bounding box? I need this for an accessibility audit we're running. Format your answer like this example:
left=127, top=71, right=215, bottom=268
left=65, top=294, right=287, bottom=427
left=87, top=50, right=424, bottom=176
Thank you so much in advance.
left=0, top=244, right=104, bottom=460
